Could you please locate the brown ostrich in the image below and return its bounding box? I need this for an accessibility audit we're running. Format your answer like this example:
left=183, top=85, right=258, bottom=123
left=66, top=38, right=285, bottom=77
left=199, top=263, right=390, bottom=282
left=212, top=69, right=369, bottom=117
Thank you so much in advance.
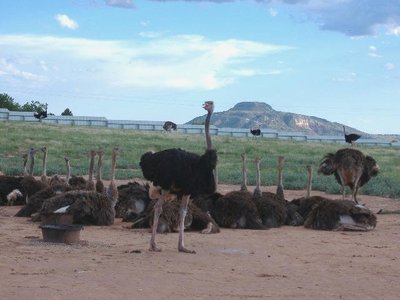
left=95, top=150, right=105, bottom=194
left=251, top=157, right=286, bottom=228
left=318, top=148, right=379, bottom=203
left=115, top=181, right=151, bottom=221
left=139, top=101, right=217, bottom=253
left=304, top=198, right=377, bottom=231
left=20, top=148, right=49, bottom=204
left=15, top=157, right=74, bottom=217
left=39, top=147, right=120, bottom=226
left=85, top=150, right=97, bottom=192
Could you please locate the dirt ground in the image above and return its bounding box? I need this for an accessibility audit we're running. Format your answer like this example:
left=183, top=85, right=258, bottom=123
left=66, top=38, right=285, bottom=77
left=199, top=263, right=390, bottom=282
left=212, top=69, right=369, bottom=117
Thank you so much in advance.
left=1, top=182, right=400, bottom=300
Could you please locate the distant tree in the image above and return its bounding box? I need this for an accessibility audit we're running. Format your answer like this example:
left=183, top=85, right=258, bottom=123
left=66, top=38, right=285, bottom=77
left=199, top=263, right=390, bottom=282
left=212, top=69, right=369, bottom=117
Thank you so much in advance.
left=61, top=108, right=73, bottom=116
left=21, top=100, right=47, bottom=113
left=0, top=93, right=21, bottom=111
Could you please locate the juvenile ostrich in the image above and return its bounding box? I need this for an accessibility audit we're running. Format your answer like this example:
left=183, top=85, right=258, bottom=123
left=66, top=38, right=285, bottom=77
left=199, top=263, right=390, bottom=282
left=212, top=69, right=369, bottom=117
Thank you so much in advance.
left=15, top=157, right=73, bottom=217
left=39, top=147, right=120, bottom=225
left=163, top=121, right=177, bottom=132
left=85, top=150, right=97, bottom=191
left=115, top=181, right=150, bottom=221
left=304, top=198, right=377, bottom=231
left=251, top=157, right=286, bottom=228
left=140, top=101, right=217, bottom=253
left=318, top=148, right=379, bottom=203
left=20, top=148, right=49, bottom=203
left=343, top=126, right=361, bottom=145
left=95, top=150, right=105, bottom=194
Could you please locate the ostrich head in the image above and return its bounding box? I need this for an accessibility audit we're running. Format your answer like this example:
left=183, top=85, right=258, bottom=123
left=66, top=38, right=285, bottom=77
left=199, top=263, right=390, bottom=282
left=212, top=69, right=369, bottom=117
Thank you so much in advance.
left=365, top=156, right=380, bottom=177
left=203, top=100, right=214, bottom=113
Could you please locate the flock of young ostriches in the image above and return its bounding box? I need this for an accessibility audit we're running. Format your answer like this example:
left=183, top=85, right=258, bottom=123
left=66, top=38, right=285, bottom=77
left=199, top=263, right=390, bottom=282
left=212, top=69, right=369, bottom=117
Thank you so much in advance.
left=0, top=101, right=380, bottom=253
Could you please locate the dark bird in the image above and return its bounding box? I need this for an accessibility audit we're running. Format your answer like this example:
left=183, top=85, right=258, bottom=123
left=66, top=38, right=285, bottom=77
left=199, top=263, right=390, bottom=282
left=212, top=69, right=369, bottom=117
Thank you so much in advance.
left=163, top=121, right=177, bottom=132
left=33, top=104, right=48, bottom=122
left=140, top=101, right=217, bottom=253
left=318, top=148, right=379, bottom=203
left=250, top=127, right=261, bottom=136
left=343, top=126, right=361, bottom=145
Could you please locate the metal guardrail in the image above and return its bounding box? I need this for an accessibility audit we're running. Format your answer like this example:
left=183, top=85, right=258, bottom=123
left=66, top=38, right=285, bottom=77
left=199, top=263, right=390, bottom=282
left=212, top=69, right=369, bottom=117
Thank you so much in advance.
left=1, top=108, right=399, bottom=147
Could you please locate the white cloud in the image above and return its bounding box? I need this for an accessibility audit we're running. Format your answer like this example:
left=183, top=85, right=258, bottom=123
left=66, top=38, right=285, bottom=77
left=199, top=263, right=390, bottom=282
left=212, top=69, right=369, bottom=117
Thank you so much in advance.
left=105, top=0, right=134, bottom=9
left=0, top=57, right=47, bottom=82
left=55, top=14, right=79, bottom=30
left=0, top=34, right=292, bottom=91
left=368, top=45, right=382, bottom=58
left=269, top=8, right=278, bottom=17
left=332, top=72, right=357, bottom=82
left=385, top=63, right=395, bottom=71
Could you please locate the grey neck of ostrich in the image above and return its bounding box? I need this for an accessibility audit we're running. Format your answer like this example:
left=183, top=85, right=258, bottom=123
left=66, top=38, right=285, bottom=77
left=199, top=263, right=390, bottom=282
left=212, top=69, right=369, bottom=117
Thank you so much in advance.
left=106, top=148, right=119, bottom=207
left=306, top=165, right=312, bottom=197
left=97, top=152, right=103, bottom=181
left=65, top=158, right=71, bottom=185
left=205, top=110, right=213, bottom=150
left=88, top=151, right=96, bottom=182
left=254, top=158, right=262, bottom=197
left=41, top=149, right=47, bottom=178
left=22, top=155, right=28, bottom=176
left=29, top=149, right=35, bottom=176
left=276, top=156, right=285, bottom=199
left=240, top=153, right=248, bottom=191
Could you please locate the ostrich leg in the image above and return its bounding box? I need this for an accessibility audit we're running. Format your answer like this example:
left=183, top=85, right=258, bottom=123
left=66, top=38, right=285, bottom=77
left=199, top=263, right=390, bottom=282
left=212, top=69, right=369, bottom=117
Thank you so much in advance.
left=178, top=195, right=196, bottom=254
left=149, top=193, right=165, bottom=252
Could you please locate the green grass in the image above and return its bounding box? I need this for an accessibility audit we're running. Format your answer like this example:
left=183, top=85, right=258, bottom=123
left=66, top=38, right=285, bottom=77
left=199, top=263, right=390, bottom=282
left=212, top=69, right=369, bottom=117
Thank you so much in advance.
left=1, top=121, right=399, bottom=199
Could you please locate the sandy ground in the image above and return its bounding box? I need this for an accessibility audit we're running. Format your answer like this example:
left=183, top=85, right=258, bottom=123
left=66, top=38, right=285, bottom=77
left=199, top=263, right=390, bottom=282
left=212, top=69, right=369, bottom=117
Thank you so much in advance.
left=1, top=183, right=400, bottom=300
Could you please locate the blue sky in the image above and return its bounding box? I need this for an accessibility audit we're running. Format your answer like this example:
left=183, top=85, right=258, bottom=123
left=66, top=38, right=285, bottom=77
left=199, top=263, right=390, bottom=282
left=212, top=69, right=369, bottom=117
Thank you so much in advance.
left=0, top=0, right=399, bottom=134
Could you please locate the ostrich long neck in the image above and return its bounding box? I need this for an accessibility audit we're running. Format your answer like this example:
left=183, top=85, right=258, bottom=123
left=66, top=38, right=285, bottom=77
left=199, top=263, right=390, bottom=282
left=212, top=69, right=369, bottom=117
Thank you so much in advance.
left=107, top=148, right=119, bottom=207
left=306, top=165, right=313, bottom=197
left=88, top=151, right=95, bottom=182
left=41, top=148, right=48, bottom=178
left=240, top=153, right=248, bottom=191
left=254, top=158, right=262, bottom=197
left=22, top=154, right=28, bottom=176
left=97, top=152, right=103, bottom=181
left=65, top=158, right=71, bottom=185
left=205, top=109, right=212, bottom=150
left=276, top=156, right=285, bottom=200
left=29, top=149, right=35, bottom=176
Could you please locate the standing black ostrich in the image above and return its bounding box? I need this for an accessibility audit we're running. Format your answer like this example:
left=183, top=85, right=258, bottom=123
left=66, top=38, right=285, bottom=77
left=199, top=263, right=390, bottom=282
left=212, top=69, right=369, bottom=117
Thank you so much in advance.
left=33, top=103, right=48, bottom=122
left=163, top=121, right=177, bottom=132
left=140, top=101, right=217, bottom=253
left=343, top=126, right=361, bottom=145
left=250, top=125, right=261, bottom=136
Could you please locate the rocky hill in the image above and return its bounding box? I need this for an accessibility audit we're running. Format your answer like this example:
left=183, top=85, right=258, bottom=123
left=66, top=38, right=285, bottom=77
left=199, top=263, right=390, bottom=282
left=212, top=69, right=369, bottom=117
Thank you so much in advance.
left=187, top=101, right=367, bottom=137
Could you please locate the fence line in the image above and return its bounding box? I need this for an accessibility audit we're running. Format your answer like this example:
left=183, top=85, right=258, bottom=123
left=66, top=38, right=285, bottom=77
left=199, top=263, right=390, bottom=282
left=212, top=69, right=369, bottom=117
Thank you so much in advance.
left=1, top=108, right=398, bottom=147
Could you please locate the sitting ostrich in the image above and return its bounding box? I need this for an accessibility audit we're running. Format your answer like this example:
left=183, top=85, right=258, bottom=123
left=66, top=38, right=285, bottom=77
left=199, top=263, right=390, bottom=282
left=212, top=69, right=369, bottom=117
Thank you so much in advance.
left=343, top=126, right=361, bottom=145
left=115, top=181, right=151, bottom=221
left=210, top=156, right=264, bottom=230
left=95, top=150, right=105, bottom=194
left=85, top=150, right=97, bottom=191
left=163, top=121, right=177, bottom=132
left=304, top=198, right=377, bottom=231
left=252, top=157, right=287, bottom=228
left=20, top=148, right=49, bottom=204
left=318, top=148, right=379, bottom=203
left=39, top=147, right=120, bottom=226
left=140, top=101, right=217, bottom=253
left=15, top=157, right=73, bottom=217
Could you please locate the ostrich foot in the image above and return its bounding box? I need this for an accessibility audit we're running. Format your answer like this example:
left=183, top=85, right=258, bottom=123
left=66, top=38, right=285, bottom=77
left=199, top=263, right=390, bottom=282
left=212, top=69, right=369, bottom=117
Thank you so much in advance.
left=334, top=224, right=370, bottom=232
left=201, top=222, right=220, bottom=234
left=178, top=245, right=196, bottom=254
left=149, top=242, right=162, bottom=252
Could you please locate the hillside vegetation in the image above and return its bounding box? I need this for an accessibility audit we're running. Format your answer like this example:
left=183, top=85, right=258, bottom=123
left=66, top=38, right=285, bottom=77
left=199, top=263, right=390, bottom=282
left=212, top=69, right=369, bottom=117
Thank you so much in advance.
left=1, top=121, right=399, bottom=198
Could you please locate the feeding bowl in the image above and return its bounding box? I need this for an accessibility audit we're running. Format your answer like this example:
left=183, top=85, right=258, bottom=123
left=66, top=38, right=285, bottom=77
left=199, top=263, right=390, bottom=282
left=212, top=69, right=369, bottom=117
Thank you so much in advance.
left=39, top=224, right=83, bottom=244
left=40, top=212, right=73, bottom=225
